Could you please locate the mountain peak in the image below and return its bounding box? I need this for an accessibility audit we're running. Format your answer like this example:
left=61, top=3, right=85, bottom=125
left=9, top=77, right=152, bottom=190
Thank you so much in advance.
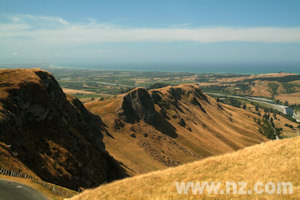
left=0, top=68, right=126, bottom=190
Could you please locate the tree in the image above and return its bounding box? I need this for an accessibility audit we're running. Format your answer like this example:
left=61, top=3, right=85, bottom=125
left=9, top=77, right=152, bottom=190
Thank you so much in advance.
left=275, top=128, right=281, bottom=137
left=258, top=118, right=276, bottom=139
left=284, top=101, right=289, bottom=106
left=263, top=113, right=270, bottom=120
left=257, top=112, right=261, bottom=116
left=228, top=98, right=242, bottom=108
left=270, top=117, right=274, bottom=127
left=268, top=82, right=279, bottom=97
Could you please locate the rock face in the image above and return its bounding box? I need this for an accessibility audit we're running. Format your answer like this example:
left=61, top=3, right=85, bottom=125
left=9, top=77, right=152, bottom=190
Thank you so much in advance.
left=117, top=88, right=157, bottom=123
left=117, top=88, right=177, bottom=137
left=0, top=69, right=126, bottom=190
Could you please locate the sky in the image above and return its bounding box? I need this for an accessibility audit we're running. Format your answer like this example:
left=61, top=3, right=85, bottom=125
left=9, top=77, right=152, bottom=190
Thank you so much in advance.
left=0, top=0, right=300, bottom=72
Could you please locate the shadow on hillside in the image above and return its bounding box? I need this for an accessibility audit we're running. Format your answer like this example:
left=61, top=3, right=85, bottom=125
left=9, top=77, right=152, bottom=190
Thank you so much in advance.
left=147, top=113, right=177, bottom=138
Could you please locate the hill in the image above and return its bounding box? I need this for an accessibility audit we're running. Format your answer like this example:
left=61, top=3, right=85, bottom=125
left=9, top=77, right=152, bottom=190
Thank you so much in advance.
left=0, top=69, right=126, bottom=190
left=85, top=84, right=268, bottom=175
left=200, top=72, right=300, bottom=104
left=69, top=136, right=300, bottom=200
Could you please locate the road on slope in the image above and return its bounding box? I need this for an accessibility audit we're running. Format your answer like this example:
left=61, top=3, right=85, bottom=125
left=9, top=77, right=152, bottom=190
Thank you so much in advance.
left=0, top=179, right=48, bottom=200
left=206, top=92, right=294, bottom=115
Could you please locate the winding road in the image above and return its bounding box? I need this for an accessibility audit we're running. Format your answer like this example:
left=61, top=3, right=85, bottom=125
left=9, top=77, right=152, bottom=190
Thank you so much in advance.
left=206, top=92, right=294, bottom=116
left=0, top=179, right=47, bottom=200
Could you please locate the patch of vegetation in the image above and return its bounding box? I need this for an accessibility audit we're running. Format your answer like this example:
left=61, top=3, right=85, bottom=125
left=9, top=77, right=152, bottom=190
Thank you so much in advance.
left=267, top=82, right=279, bottom=96
left=235, top=83, right=251, bottom=93
left=244, top=75, right=300, bottom=83
left=73, top=94, right=104, bottom=99
left=284, top=123, right=294, bottom=129
left=282, top=83, right=296, bottom=94
left=290, top=104, right=300, bottom=111
left=147, top=83, right=170, bottom=90
left=218, top=97, right=242, bottom=108
left=195, top=76, right=210, bottom=82
left=255, top=114, right=280, bottom=139
left=201, top=85, right=229, bottom=93
left=120, top=87, right=136, bottom=94
left=118, top=79, right=136, bottom=86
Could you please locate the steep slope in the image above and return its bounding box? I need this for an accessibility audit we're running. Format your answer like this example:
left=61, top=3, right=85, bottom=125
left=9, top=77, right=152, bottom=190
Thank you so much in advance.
left=0, top=69, right=126, bottom=190
left=85, top=84, right=267, bottom=175
left=70, top=137, right=300, bottom=200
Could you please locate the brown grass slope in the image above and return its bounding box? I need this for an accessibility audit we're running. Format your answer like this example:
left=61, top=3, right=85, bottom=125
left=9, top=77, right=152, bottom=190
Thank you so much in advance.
left=70, top=137, right=300, bottom=200
left=0, top=69, right=126, bottom=190
left=0, top=142, right=39, bottom=178
left=85, top=84, right=268, bottom=176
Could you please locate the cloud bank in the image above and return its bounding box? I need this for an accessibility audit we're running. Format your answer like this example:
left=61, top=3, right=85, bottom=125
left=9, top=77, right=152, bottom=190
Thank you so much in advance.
left=1, top=14, right=300, bottom=46
left=1, top=14, right=300, bottom=65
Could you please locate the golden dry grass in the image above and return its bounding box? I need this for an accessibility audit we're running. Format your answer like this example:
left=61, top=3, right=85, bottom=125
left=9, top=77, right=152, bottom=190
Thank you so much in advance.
left=0, top=68, right=46, bottom=99
left=69, top=137, right=300, bottom=200
left=62, top=88, right=96, bottom=95
left=289, top=80, right=300, bottom=85
left=251, top=81, right=273, bottom=97
left=85, top=84, right=267, bottom=176
left=216, top=72, right=296, bottom=83
left=275, top=92, right=300, bottom=105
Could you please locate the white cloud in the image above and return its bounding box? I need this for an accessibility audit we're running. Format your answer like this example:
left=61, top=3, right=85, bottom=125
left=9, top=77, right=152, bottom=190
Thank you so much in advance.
left=1, top=14, right=300, bottom=46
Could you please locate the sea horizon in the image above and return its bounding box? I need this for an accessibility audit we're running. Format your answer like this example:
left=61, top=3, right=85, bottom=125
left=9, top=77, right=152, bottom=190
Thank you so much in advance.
left=1, top=63, right=299, bottom=75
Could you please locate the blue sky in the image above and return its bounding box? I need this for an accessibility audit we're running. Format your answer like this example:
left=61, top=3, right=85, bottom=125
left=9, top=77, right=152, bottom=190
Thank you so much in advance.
left=1, top=0, right=300, bottom=72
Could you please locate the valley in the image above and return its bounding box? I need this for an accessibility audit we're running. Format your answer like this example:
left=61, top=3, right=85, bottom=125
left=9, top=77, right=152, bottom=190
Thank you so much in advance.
left=48, top=68, right=300, bottom=121
left=1, top=1, right=300, bottom=199
left=0, top=68, right=299, bottom=199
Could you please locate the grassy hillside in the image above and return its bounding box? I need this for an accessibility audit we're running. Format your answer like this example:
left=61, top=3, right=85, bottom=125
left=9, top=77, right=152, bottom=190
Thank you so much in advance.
left=69, top=137, right=300, bottom=200
left=0, top=143, right=39, bottom=179
left=85, top=84, right=267, bottom=176
left=245, top=104, right=300, bottom=138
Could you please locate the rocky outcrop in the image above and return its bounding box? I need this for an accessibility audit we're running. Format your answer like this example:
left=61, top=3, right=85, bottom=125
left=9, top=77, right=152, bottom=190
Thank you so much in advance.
left=85, top=83, right=268, bottom=177
left=115, top=85, right=213, bottom=139
left=0, top=69, right=126, bottom=190
left=117, top=88, right=177, bottom=138
left=117, top=88, right=157, bottom=123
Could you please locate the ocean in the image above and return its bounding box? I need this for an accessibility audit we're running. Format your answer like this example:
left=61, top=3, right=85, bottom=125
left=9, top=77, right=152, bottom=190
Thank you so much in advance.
left=52, top=63, right=300, bottom=74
